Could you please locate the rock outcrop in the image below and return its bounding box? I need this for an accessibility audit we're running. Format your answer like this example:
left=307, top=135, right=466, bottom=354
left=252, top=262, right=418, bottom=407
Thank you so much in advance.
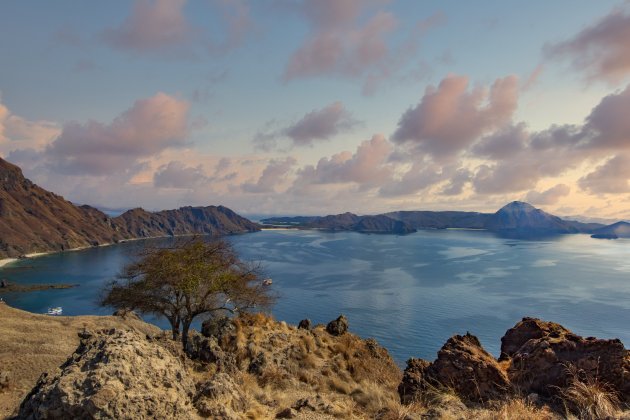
left=326, top=315, right=349, bottom=336
left=18, top=329, right=197, bottom=419
left=399, top=333, right=510, bottom=403
left=504, top=318, right=630, bottom=401
left=400, top=318, right=630, bottom=407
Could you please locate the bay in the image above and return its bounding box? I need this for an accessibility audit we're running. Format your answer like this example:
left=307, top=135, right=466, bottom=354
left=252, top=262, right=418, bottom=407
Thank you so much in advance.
left=1, top=229, right=629, bottom=364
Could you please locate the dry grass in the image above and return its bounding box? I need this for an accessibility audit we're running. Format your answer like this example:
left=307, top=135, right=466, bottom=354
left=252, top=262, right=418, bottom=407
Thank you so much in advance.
left=559, top=367, right=622, bottom=420
left=472, top=399, right=560, bottom=420
left=0, top=302, right=160, bottom=419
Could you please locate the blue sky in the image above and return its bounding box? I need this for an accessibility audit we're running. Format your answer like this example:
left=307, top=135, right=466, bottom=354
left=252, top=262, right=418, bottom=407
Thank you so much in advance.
left=1, top=1, right=629, bottom=218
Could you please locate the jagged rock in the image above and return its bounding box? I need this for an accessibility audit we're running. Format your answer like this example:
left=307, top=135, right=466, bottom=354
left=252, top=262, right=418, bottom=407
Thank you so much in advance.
left=504, top=318, right=630, bottom=401
left=194, top=373, right=246, bottom=419
left=276, top=407, right=297, bottom=418
left=185, top=331, right=226, bottom=364
left=0, top=279, right=8, bottom=288
left=298, top=319, right=311, bottom=330
left=18, top=329, right=197, bottom=419
left=399, top=333, right=510, bottom=404
left=248, top=352, right=267, bottom=375
left=326, top=315, right=348, bottom=336
left=499, top=317, right=570, bottom=360
left=201, top=316, right=235, bottom=339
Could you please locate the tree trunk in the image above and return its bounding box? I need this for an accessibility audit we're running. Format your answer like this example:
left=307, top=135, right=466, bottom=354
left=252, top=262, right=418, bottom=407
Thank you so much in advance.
left=167, top=316, right=180, bottom=340
left=181, top=319, right=192, bottom=351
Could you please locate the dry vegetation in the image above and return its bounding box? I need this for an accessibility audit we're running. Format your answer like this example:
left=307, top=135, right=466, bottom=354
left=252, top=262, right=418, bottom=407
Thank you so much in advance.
left=0, top=301, right=159, bottom=419
left=1, top=302, right=629, bottom=419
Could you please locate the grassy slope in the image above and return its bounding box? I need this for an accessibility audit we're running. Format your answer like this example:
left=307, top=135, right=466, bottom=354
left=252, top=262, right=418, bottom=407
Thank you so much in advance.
left=0, top=302, right=160, bottom=419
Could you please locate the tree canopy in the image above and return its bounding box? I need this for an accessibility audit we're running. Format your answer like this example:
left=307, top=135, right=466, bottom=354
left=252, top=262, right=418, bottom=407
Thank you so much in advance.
left=101, top=237, right=274, bottom=348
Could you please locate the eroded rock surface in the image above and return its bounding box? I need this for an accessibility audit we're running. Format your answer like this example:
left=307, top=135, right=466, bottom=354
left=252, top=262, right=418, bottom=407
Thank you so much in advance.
left=18, top=329, right=197, bottom=419
left=400, top=318, right=630, bottom=407
left=504, top=318, right=630, bottom=401
left=399, top=333, right=510, bottom=403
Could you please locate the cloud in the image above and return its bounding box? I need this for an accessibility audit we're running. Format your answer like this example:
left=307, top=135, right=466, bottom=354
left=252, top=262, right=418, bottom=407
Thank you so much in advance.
left=282, top=1, right=440, bottom=94
left=46, top=92, right=190, bottom=175
left=254, top=101, right=360, bottom=150
left=579, top=154, right=630, bottom=194
left=582, top=84, right=630, bottom=150
left=242, top=157, right=296, bottom=193
left=293, top=134, right=393, bottom=188
left=207, top=0, right=254, bottom=54
left=392, top=75, right=519, bottom=159
left=546, top=6, right=630, bottom=84
left=471, top=123, right=528, bottom=159
left=0, top=98, right=61, bottom=155
left=154, top=161, right=208, bottom=188
left=525, top=184, right=571, bottom=205
left=286, top=101, right=359, bottom=146
left=99, top=0, right=253, bottom=56
left=379, top=162, right=444, bottom=197
left=103, top=0, right=193, bottom=52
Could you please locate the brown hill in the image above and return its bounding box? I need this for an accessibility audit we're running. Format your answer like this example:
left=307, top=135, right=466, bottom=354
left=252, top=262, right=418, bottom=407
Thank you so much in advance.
left=0, top=157, right=259, bottom=259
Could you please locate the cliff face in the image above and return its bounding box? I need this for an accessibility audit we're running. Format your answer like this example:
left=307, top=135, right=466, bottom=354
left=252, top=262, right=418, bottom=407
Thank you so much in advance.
left=0, top=157, right=259, bottom=258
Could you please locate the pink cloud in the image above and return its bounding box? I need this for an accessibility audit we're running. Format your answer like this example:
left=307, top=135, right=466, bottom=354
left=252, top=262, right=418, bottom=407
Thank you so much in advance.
left=47, top=92, right=190, bottom=175
left=154, top=161, right=208, bottom=188
left=392, top=75, right=519, bottom=159
left=242, top=157, right=296, bottom=193
left=285, top=101, right=359, bottom=146
left=103, top=0, right=193, bottom=52
left=293, top=134, right=393, bottom=188
left=207, top=0, right=255, bottom=54
left=282, top=0, right=438, bottom=93
left=546, top=6, right=630, bottom=84
left=0, top=99, right=61, bottom=155
left=525, top=184, right=571, bottom=205
left=579, top=154, right=630, bottom=194
left=582, top=84, right=630, bottom=150
left=254, top=101, right=360, bottom=150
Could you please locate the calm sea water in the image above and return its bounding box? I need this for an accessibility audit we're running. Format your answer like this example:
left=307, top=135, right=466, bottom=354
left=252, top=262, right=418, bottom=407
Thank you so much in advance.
left=1, top=229, right=629, bottom=364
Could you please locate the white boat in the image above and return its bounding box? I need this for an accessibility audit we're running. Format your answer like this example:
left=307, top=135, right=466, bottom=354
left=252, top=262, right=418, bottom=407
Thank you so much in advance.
left=46, top=307, right=63, bottom=316
left=262, top=278, right=273, bottom=286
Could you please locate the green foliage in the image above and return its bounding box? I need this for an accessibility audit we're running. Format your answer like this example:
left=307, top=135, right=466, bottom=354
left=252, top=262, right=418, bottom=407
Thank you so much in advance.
left=101, top=237, right=275, bottom=348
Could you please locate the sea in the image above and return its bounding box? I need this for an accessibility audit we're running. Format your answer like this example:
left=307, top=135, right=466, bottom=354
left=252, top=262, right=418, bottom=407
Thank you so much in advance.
left=1, top=228, right=629, bottom=365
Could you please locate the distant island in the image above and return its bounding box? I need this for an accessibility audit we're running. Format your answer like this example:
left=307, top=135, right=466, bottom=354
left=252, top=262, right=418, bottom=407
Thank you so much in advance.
left=1, top=156, right=628, bottom=260
left=262, top=201, right=627, bottom=238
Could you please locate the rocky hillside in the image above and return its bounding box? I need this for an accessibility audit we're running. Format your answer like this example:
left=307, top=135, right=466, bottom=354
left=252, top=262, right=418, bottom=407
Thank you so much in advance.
left=6, top=304, right=630, bottom=419
left=0, top=157, right=259, bottom=259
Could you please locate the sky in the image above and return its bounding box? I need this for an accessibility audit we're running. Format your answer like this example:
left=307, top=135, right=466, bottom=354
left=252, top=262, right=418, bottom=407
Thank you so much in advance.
left=1, top=1, right=630, bottom=219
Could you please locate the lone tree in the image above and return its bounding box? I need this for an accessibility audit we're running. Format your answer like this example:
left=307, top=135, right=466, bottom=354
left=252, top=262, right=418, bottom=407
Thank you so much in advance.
left=101, top=237, right=274, bottom=349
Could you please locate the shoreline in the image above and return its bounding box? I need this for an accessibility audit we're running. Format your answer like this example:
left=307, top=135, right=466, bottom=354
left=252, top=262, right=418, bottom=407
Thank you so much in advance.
left=0, top=232, right=242, bottom=270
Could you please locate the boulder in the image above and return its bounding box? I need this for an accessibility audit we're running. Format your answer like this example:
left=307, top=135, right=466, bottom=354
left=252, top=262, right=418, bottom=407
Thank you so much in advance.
left=399, top=333, right=510, bottom=404
left=504, top=318, right=630, bottom=401
left=0, top=279, right=8, bottom=288
left=326, top=315, right=348, bottom=336
left=194, top=373, right=246, bottom=419
left=298, top=319, right=312, bottom=330
left=201, top=315, right=234, bottom=339
left=499, top=317, right=569, bottom=360
left=18, top=329, right=197, bottom=419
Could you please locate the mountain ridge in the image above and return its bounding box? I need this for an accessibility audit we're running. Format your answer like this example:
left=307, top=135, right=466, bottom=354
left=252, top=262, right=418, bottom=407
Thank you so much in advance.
left=262, top=201, right=620, bottom=237
left=0, top=157, right=260, bottom=259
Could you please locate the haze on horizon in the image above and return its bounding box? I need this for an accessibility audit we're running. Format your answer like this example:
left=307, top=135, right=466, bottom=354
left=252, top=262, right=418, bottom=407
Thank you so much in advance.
left=1, top=1, right=629, bottom=220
